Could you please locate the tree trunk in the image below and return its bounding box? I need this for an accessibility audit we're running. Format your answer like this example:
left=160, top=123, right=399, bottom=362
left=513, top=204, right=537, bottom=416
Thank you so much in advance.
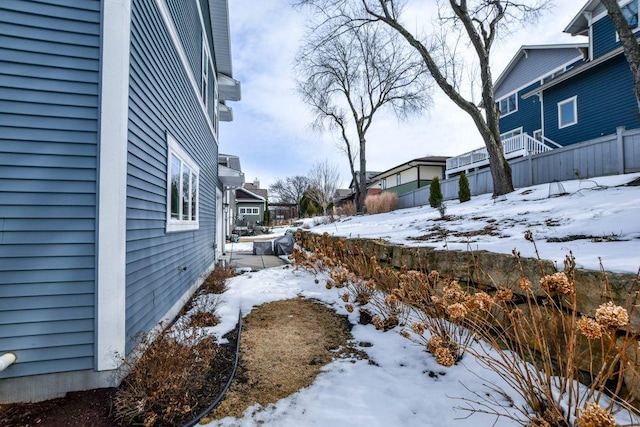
left=358, top=136, right=367, bottom=213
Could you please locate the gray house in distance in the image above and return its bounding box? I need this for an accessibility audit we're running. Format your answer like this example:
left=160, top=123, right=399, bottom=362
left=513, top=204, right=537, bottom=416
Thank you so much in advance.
left=0, top=0, right=240, bottom=402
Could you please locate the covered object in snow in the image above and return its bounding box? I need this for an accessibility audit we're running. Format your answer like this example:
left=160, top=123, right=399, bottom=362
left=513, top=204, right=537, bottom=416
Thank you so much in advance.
left=274, top=233, right=295, bottom=256
left=253, top=241, right=274, bottom=255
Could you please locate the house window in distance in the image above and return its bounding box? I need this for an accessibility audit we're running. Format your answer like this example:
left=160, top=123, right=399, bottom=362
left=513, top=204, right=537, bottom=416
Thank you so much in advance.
left=167, top=134, right=200, bottom=232
left=497, top=93, right=517, bottom=116
left=396, top=173, right=401, bottom=186
left=558, top=96, right=578, bottom=129
left=623, top=0, right=639, bottom=29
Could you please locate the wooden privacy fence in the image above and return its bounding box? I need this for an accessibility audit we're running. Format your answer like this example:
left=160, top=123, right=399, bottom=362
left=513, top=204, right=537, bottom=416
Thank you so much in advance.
left=398, top=126, right=640, bottom=209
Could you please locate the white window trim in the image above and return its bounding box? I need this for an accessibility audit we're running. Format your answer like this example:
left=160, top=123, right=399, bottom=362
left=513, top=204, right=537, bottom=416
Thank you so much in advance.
left=201, top=32, right=209, bottom=108
left=396, top=173, right=401, bottom=186
left=166, top=134, right=200, bottom=232
left=497, top=92, right=518, bottom=117
left=558, top=96, right=578, bottom=129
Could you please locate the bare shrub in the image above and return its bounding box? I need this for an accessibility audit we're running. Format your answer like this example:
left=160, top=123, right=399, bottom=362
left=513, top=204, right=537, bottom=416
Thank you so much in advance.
left=113, top=329, right=218, bottom=426
left=200, top=264, right=236, bottom=294
left=365, top=192, right=398, bottom=214
left=335, top=201, right=356, bottom=217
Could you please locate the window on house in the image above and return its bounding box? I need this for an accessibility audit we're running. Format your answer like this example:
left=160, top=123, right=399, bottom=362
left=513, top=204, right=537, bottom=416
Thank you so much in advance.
left=382, top=178, right=387, bottom=190
left=533, top=129, right=542, bottom=141
left=201, top=33, right=209, bottom=107
left=396, top=173, right=401, bottom=186
left=623, top=0, right=639, bottom=29
left=558, top=96, right=578, bottom=128
left=239, top=207, right=259, bottom=215
left=497, top=93, right=517, bottom=116
left=167, top=135, right=200, bottom=232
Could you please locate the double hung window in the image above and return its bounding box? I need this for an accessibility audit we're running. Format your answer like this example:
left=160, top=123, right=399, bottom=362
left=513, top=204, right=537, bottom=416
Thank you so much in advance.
left=167, top=135, right=200, bottom=232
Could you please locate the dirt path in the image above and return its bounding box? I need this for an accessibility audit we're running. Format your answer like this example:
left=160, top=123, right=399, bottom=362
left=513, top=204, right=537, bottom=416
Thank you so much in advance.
left=203, top=297, right=359, bottom=421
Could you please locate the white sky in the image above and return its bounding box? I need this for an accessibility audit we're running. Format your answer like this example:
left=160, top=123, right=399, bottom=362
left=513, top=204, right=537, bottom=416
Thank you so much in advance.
left=219, top=1, right=584, bottom=190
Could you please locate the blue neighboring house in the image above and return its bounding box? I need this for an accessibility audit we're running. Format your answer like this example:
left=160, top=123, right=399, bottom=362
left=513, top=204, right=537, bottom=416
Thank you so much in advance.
left=0, top=0, right=240, bottom=403
left=447, top=0, right=640, bottom=176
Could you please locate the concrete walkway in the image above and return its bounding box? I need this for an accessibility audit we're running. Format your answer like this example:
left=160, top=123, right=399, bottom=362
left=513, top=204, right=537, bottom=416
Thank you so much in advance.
left=227, top=250, right=287, bottom=271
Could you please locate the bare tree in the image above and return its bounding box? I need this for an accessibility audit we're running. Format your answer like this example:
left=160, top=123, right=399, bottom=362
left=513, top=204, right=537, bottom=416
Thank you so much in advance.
left=600, top=0, right=640, bottom=113
left=295, top=14, right=431, bottom=213
left=308, top=160, right=341, bottom=216
left=269, top=176, right=310, bottom=218
left=299, top=0, right=549, bottom=197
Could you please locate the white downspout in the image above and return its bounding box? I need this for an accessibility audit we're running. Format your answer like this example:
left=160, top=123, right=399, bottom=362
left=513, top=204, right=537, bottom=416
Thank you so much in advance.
left=0, top=353, right=17, bottom=371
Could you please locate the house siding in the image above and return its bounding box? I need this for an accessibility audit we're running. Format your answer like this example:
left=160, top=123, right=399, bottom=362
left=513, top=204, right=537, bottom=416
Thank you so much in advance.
left=496, top=49, right=584, bottom=99
left=544, top=54, right=640, bottom=146
left=592, top=12, right=625, bottom=59
left=0, top=0, right=101, bottom=378
left=500, top=82, right=542, bottom=137
left=125, top=0, right=218, bottom=351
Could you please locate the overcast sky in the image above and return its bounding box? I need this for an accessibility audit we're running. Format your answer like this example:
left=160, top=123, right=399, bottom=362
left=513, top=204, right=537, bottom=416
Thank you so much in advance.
left=218, top=1, right=585, bottom=190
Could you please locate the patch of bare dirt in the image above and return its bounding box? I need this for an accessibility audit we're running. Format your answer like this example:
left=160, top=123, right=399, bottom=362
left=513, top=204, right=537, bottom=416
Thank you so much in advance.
left=202, top=297, right=359, bottom=422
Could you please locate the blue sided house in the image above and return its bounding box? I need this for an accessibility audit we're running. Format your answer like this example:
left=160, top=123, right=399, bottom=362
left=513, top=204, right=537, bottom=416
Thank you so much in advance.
left=0, top=0, right=241, bottom=402
left=447, top=0, right=640, bottom=177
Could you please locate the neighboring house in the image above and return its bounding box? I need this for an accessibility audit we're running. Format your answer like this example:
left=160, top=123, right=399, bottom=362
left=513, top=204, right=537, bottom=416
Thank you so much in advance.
left=373, top=156, right=448, bottom=196
left=447, top=0, right=640, bottom=177
left=234, top=179, right=267, bottom=231
left=0, top=0, right=240, bottom=403
left=335, top=171, right=382, bottom=206
left=218, top=153, right=245, bottom=244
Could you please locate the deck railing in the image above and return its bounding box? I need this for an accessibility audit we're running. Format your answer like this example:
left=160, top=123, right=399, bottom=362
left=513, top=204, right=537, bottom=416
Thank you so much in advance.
left=446, top=133, right=555, bottom=176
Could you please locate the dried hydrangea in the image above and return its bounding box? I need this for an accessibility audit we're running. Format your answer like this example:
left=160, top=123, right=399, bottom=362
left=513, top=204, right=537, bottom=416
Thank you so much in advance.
left=518, top=277, right=532, bottom=291
left=577, top=316, right=603, bottom=340
left=434, top=346, right=455, bottom=367
left=340, top=293, right=350, bottom=303
left=494, top=287, right=513, bottom=303
left=576, top=402, right=617, bottom=427
left=595, top=302, right=629, bottom=330
left=373, top=316, right=385, bottom=331
left=539, top=272, right=575, bottom=295
left=446, top=303, right=468, bottom=320
left=345, top=303, right=354, bottom=313
left=426, top=334, right=443, bottom=354
left=411, top=322, right=426, bottom=336
left=443, top=281, right=465, bottom=303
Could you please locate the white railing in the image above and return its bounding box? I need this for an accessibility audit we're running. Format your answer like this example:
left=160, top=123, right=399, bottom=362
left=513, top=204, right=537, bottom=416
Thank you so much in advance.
left=446, top=133, right=555, bottom=176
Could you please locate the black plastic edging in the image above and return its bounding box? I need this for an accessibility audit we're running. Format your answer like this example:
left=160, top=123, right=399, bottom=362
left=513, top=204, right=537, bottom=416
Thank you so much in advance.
left=182, top=310, right=243, bottom=427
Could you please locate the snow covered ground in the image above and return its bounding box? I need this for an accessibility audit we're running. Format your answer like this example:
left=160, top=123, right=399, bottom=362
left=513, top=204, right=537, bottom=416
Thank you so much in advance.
left=311, top=173, right=640, bottom=274
left=205, top=173, right=640, bottom=426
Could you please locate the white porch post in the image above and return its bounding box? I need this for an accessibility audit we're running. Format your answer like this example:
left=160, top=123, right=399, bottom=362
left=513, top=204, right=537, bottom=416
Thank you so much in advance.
left=96, top=0, right=132, bottom=370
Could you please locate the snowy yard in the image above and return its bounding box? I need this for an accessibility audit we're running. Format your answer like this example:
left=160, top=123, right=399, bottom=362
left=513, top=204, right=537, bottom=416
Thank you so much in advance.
left=206, top=173, right=640, bottom=426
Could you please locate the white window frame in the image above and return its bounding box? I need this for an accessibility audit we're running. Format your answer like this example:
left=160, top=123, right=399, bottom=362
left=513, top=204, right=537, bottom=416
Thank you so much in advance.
left=533, top=129, right=542, bottom=141
left=201, top=32, right=209, bottom=108
left=558, top=96, right=578, bottom=129
left=497, top=92, right=518, bottom=117
left=239, top=207, right=259, bottom=215
left=382, top=178, right=387, bottom=190
left=166, top=134, right=200, bottom=232
left=396, top=173, right=401, bottom=186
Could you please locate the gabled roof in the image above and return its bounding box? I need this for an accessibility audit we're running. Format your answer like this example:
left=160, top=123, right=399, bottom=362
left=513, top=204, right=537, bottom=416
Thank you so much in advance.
left=564, top=0, right=601, bottom=36
left=372, top=156, right=449, bottom=180
left=494, top=44, right=589, bottom=93
left=235, top=187, right=266, bottom=202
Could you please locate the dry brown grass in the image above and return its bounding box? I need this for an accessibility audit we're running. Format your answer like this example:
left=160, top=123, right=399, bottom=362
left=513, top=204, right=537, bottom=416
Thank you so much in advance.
left=365, top=192, right=398, bottom=214
left=204, top=298, right=356, bottom=421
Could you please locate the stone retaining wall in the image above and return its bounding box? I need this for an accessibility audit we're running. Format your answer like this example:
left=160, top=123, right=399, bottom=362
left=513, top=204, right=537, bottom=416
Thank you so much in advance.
left=297, top=231, right=640, bottom=402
